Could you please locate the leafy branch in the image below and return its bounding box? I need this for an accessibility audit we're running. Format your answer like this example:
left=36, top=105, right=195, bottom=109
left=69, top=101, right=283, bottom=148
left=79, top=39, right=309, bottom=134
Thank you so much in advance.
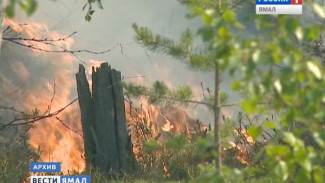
left=123, top=81, right=229, bottom=110
left=82, top=0, right=104, bottom=21
left=133, top=24, right=215, bottom=70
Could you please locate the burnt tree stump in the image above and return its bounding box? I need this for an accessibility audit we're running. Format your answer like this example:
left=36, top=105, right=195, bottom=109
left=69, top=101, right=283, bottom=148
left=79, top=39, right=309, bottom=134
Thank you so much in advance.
left=76, top=63, right=135, bottom=173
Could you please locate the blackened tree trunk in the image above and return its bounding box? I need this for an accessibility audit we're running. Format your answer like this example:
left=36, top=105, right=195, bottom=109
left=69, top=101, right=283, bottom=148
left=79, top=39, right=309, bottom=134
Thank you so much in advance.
left=76, top=63, right=136, bottom=173
left=76, top=65, right=96, bottom=169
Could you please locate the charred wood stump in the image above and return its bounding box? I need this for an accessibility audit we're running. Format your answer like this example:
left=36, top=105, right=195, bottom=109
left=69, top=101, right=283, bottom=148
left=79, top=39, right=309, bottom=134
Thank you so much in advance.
left=76, top=63, right=136, bottom=173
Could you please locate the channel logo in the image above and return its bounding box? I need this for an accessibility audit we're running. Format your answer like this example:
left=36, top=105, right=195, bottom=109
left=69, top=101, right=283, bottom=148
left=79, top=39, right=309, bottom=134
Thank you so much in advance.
left=256, top=0, right=302, bottom=14
left=30, top=175, right=91, bottom=183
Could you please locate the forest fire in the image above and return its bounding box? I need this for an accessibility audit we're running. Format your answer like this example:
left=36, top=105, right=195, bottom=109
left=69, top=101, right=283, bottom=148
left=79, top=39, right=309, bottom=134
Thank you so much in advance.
left=126, top=98, right=206, bottom=140
left=125, top=98, right=208, bottom=159
left=2, top=18, right=85, bottom=173
left=1, top=0, right=323, bottom=182
left=1, top=16, right=250, bottom=175
left=1, top=18, right=208, bottom=174
left=3, top=18, right=250, bottom=180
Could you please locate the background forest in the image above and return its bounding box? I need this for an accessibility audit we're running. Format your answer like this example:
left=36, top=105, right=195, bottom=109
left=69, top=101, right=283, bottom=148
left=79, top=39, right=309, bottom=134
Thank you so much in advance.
left=0, top=0, right=325, bottom=182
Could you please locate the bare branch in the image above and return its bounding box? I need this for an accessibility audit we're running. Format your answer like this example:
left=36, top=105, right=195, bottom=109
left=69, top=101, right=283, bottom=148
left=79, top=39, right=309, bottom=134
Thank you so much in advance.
left=200, top=82, right=207, bottom=100
left=0, top=98, right=78, bottom=130
left=2, top=25, right=120, bottom=63
left=2, top=37, right=119, bottom=55
left=48, top=79, right=56, bottom=115
left=55, top=116, right=83, bottom=137
left=2, top=23, right=28, bottom=34
left=0, top=74, right=146, bottom=133
left=140, top=44, right=153, bottom=64
left=3, top=31, right=77, bottom=42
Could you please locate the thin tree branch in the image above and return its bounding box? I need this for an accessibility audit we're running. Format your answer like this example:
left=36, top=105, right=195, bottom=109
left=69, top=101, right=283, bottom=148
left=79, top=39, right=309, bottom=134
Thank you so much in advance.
left=48, top=79, right=56, bottom=115
left=201, top=82, right=207, bottom=101
left=3, top=31, right=77, bottom=42
left=2, top=37, right=119, bottom=55
left=2, top=25, right=121, bottom=64
left=55, top=116, right=83, bottom=138
left=0, top=74, right=147, bottom=132
left=0, top=98, right=78, bottom=130
left=158, top=96, right=213, bottom=107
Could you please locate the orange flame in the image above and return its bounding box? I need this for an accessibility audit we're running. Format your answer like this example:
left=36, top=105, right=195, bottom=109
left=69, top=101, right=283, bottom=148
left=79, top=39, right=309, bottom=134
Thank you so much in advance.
left=3, top=18, right=84, bottom=173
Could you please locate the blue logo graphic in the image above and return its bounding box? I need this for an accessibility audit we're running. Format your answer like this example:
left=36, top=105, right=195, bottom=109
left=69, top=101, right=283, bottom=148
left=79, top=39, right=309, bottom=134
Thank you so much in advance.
left=61, top=175, right=91, bottom=183
left=30, top=162, right=61, bottom=172
left=256, top=0, right=291, bottom=5
left=30, top=175, right=91, bottom=183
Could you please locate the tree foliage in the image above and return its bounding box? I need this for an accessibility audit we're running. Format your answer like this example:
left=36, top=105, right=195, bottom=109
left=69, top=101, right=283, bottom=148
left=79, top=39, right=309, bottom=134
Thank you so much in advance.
left=130, top=0, right=325, bottom=182
left=133, top=24, right=215, bottom=70
left=194, top=1, right=325, bottom=182
left=123, top=81, right=228, bottom=109
left=5, top=0, right=38, bottom=18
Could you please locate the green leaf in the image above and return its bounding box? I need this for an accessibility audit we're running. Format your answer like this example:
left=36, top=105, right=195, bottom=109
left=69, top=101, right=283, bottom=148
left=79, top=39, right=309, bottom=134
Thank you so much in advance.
left=313, top=132, right=325, bottom=149
left=218, top=27, right=229, bottom=38
left=300, top=159, right=311, bottom=172
left=295, top=169, right=310, bottom=183
left=283, top=132, right=296, bottom=146
left=274, top=79, right=282, bottom=93
left=303, top=26, right=323, bottom=41
left=85, top=14, right=92, bottom=22
left=19, top=0, right=37, bottom=16
left=32, top=108, right=39, bottom=117
left=97, top=0, right=104, bottom=9
left=275, top=161, right=288, bottom=182
left=198, top=27, right=214, bottom=42
left=248, top=126, right=262, bottom=140
left=231, top=81, right=241, bottom=90
left=313, top=166, right=324, bottom=183
left=222, top=10, right=235, bottom=22
left=262, top=121, right=278, bottom=130
left=313, top=3, right=325, bottom=18
left=252, top=50, right=260, bottom=62
left=202, top=13, right=212, bottom=25
left=295, top=27, right=303, bottom=41
left=5, top=0, right=15, bottom=18
left=285, top=18, right=299, bottom=33
left=89, top=10, right=95, bottom=15
left=307, top=61, right=322, bottom=79
left=240, top=98, right=258, bottom=114
left=266, top=145, right=290, bottom=157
